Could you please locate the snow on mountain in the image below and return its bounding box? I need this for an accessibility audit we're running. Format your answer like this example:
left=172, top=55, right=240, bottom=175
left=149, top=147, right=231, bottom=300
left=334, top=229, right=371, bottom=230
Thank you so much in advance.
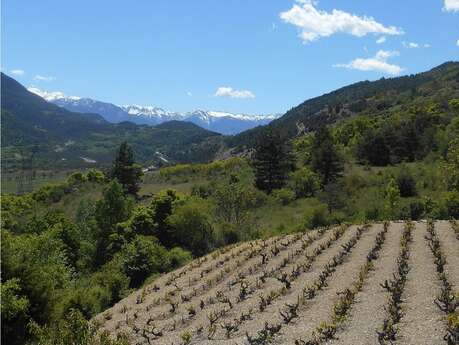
left=28, top=87, right=81, bottom=101
left=27, top=87, right=281, bottom=134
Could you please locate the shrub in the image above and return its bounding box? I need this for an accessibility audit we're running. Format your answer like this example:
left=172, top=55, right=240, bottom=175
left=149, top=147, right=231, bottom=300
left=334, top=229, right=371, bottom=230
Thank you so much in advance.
left=408, top=201, right=425, bottom=220
left=67, top=172, right=87, bottom=186
left=441, top=191, right=459, bottom=219
left=168, top=247, right=193, bottom=269
left=396, top=170, right=417, bottom=197
left=90, top=262, right=130, bottom=304
left=272, top=188, right=295, bottom=206
left=116, top=235, right=170, bottom=288
left=29, top=309, right=130, bottom=345
left=219, top=223, right=241, bottom=245
left=86, top=169, right=105, bottom=183
left=303, top=204, right=330, bottom=229
left=167, top=198, right=215, bottom=256
left=125, top=205, right=156, bottom=236
left=53, top=286, right=110, bottom=320
left=289, top=167, right=320, bottom=198
left=1, top=278, right=29, bottom=344
left=191, top=183, right=214, bottom=199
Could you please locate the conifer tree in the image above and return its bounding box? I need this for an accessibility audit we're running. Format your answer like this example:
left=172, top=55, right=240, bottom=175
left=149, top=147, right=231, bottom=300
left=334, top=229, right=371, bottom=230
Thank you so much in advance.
left=310, top=126, right=344, bottom=185
left=111, top=141, right=143, bottom=196
left=252, top=128, right=294, bottom=194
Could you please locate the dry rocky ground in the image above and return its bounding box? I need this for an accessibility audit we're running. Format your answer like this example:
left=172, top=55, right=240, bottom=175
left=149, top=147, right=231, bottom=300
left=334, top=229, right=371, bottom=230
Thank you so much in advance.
left=94, top=221, right=459, bottom=345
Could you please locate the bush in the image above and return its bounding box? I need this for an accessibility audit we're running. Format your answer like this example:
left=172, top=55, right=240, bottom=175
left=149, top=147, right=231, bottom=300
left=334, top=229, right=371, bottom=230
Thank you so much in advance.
left=408, top=201, right=425, bottom=220
left=53, top=286, right=110, bottom=320
left=124, top=205, right=156, bottom=236
left=272, top=188, right=295, bottom=206
left=290, top=167, right=320, bottom=198
left=364, top=206, right=380, bottom=221
left=191, top=183, right=214, bottom=199
left=1, top=278, right=29, bottom=344
left=116, top=235, right=170, bottom=288
left=150, top=189, right=183, bottom=247
left=168, top=247, right=193, bottom=269
left=442, top=191, right=459, bottom=219
left=218, top=223, right=241, bottom=245
left=396, top=170, right=417, bottom=197
left=90, top=262, right=130, bottom=304
left=67, top=172, right=87, bottom=186
left=303, top=204, right=330, bottom=229
left=167, top=198, right=214, bottom=256
left=29, top=309, right=130, bottom=345
left=86, top=169, right=105, bottom=183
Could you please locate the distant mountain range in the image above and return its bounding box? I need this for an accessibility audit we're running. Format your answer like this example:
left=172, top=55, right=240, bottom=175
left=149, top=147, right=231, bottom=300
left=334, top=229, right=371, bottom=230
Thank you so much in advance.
left=4, top=61, right=458, bottom=173
left=28, top=88, right=281, bottom=135
left=2, top=74, right=222, bottom=172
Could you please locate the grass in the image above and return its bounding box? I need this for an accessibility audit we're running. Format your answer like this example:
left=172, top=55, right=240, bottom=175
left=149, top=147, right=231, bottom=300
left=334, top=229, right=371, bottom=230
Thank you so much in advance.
left=252, top=198, right=322, bottom=237
left=1, top=170, right=72, bottom=194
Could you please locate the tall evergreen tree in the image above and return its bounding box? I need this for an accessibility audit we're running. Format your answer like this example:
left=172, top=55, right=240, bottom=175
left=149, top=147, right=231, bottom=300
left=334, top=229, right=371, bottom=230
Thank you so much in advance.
left=111, top=142, right=143, bottom=196
left=252, top=128, right=294, bottom=194
left=311, top=126, right=344, bottom=185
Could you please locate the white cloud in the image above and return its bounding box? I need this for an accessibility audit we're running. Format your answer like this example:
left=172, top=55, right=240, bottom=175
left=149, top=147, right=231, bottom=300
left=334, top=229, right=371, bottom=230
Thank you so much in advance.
left=334, top=50, right=403, bottom=75
left=187, top=91, right=192, bottom=97
left=376, top=36, right=386, bottom=44
left=456, top=39, right=459, bottom=46
left=402, top=41, right=430, bottom=49
left=214, top=86, right=255, bottom=99
left=10, top=69, right=25, bottom=76
left=402, top=41, right=419, bottom=48
left=34, top=74, right=55, bottom=82
left=444, top=0, right=459, bottom=12
left=27, top=86, right=80, bottom=101
left=279, top=1, right=403, bottom=43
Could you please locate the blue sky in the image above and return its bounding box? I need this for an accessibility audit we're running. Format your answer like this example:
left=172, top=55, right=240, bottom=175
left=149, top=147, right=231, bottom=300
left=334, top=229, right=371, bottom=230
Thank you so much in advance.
left=2, top=0, right=458, bottom=114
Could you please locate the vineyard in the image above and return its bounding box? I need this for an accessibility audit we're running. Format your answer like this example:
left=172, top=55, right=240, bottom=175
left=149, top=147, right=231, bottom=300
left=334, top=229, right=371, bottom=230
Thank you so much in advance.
left=94, top=221, right=459, bottom=345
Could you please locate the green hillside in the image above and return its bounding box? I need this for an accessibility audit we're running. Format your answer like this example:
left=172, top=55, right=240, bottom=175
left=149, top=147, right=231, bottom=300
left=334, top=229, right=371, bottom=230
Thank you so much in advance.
left=228, top=61, right=459, bottom=149
left=1, top=73, right=222, bottom=173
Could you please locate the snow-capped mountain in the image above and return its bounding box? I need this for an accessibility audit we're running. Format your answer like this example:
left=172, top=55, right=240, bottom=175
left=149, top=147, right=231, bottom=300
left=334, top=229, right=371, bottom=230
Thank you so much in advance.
left=27, top=87, right=281, bottom=134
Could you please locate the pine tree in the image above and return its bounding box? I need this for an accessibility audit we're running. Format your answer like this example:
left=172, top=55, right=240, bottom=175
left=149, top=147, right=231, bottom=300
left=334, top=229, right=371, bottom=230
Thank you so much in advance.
left=111, top=141, right=143, bottom=196
left=310, top=126, right=344, bottom=185
left=252, top=128, right=294, bottom=194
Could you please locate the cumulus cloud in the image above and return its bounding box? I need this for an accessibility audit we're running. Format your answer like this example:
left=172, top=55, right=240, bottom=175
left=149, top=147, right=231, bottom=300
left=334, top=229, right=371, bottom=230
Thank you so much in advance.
left=10, top=69, right=25, bottom=76
left=444, top=0, right=459, bottom=12
left=456, top=39, right=459, bottom=46
left=34, top=75, right=55, bottom=82
left=333, top=50, right=403, bottom=75
left=27, top=86, right=80, bottom=101
left=214, top=86, right=255, bottom=99
left=376, top=36, right=386, bottom=44
left=279, top=0, right=403, bottom=43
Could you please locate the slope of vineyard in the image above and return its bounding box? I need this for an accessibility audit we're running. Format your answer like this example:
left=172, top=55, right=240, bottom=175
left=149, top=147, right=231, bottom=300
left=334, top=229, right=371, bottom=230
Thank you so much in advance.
left=94, top=221, right=459, bottom=345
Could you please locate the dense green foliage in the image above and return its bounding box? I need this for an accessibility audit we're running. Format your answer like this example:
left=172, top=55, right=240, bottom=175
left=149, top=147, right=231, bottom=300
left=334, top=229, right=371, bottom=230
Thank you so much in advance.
left=252, top=129, right=294, bottom=193
left=310, top=127, right=344, bottom=185
left=1, top=173, right=202, bottom=344
left=228, top=61, right=459, bottom=148
left=111, top=142, right=143, bottom=196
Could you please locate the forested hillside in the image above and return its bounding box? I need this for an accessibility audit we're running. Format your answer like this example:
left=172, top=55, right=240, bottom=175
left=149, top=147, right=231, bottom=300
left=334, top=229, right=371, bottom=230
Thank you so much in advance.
left=1, top=73, right=222, bottom=173
left=229, top=61, right=459, bottom=149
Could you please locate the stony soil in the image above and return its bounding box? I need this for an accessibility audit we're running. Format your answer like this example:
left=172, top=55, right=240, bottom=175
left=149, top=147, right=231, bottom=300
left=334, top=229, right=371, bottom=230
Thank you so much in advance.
left=94, top=221, right=458, bottom=345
